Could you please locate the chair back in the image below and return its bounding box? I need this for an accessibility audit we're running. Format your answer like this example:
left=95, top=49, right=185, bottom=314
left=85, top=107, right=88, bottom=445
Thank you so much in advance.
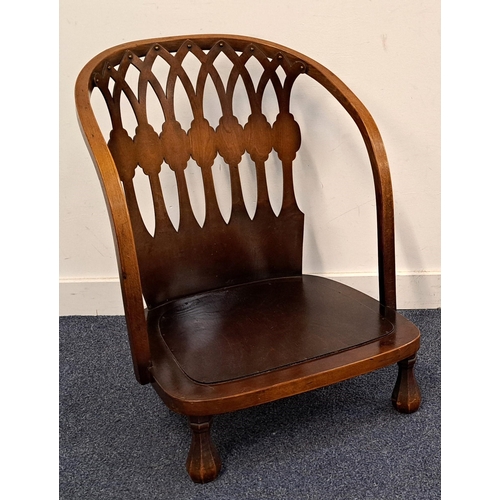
left=89, top=37, right=310, bottom=307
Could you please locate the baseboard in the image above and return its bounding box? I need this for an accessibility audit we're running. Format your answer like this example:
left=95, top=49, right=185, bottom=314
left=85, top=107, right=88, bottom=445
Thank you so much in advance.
left=59, top=278, right=125, bottom=316
left=59, top=272, right=440, bottom=316
left=317, top=272, right=441, bottom=310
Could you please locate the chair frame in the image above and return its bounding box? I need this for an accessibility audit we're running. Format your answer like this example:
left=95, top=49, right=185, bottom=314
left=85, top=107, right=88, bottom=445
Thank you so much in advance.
left=75, top=34, right=421, bottom=483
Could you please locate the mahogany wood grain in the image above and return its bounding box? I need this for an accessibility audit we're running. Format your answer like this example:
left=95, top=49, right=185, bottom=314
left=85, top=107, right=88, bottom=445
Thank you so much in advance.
left=75, top=35, right=421, bottom=483
left=147, top=277, right=419, bottom=416
left=186, top=416, right=221, bottom=483
left=392, top=354, right=422, bottom=413
left=158, top=276, right=394, bottom=385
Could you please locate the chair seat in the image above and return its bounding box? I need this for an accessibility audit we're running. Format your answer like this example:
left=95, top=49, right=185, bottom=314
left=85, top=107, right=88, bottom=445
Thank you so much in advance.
left=147, top=275, right=420, bottom=415
left=158, top=275, right=394, bottom=384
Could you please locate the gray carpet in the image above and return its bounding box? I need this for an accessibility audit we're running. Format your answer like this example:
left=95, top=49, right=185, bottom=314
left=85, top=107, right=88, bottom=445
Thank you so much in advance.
left=59, top=309, right=440, bottom=499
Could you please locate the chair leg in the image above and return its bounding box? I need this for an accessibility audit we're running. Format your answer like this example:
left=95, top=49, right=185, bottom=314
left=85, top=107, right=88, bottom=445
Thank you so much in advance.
left=391, top=354, right=421, bottom=413
left=186, top=415, right=221, bottom=483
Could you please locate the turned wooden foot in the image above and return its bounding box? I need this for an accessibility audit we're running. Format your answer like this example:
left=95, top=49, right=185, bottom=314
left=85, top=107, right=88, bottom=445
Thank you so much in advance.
left=392, top=354, right=421, bottom=413
left=186, top=416, right=221, bottom=483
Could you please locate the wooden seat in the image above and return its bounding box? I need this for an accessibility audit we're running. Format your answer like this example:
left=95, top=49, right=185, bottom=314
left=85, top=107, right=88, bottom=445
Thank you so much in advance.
left=75, top=34, right=421, bottom=483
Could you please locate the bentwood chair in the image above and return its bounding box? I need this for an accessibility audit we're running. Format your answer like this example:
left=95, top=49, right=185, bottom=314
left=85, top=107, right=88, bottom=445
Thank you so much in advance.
left=75, top=35, right=421, bottom=483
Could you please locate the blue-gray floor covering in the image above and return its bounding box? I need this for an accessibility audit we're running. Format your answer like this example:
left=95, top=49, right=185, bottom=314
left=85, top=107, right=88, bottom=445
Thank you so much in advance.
left=60, top=309, right=440, bottom=499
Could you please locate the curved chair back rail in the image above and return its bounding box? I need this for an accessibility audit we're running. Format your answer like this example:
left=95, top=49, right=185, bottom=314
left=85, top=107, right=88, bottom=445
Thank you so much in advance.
left=75, top=34, right=396, bottom=385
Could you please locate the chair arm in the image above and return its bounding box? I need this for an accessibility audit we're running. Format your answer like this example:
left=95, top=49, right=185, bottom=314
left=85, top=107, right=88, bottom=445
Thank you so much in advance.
left=75, top=67, right=151, bottom=384
left=304, top=61, right=397, bottom=309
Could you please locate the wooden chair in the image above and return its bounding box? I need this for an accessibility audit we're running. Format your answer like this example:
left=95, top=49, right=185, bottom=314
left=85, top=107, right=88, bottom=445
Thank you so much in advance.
left=75, top=35, right=421, bottom=483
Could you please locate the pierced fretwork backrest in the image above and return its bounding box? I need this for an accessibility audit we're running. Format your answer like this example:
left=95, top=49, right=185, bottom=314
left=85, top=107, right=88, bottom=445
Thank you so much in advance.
left=92, top=38, right=308, bottom=307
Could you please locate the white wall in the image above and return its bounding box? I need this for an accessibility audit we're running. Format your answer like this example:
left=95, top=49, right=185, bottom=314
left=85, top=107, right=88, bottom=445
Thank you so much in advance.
left=60, top=0, right=440, bottom=314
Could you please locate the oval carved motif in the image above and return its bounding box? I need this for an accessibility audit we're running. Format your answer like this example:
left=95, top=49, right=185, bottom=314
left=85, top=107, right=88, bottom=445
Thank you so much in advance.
left=160, top=120, right=191, bottom=171
left=108, top=128, right=137, bottom=181
left=188, top=118, right=218, bottom=169
left=244, top=113, right=273, bottom=163
left=216, top=115, right=245, bottom=165
left=134, top=124, right=163, bottom=176
left=273, top=112, right=301, bottom=163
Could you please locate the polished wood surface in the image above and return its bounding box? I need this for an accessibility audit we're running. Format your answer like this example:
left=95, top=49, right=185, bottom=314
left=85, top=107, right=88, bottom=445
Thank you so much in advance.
left=75, top=35, right=421, bottom=483
left=158, top=276, right=394, bottom=384
left=147, top=277, right=419, bottom=417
